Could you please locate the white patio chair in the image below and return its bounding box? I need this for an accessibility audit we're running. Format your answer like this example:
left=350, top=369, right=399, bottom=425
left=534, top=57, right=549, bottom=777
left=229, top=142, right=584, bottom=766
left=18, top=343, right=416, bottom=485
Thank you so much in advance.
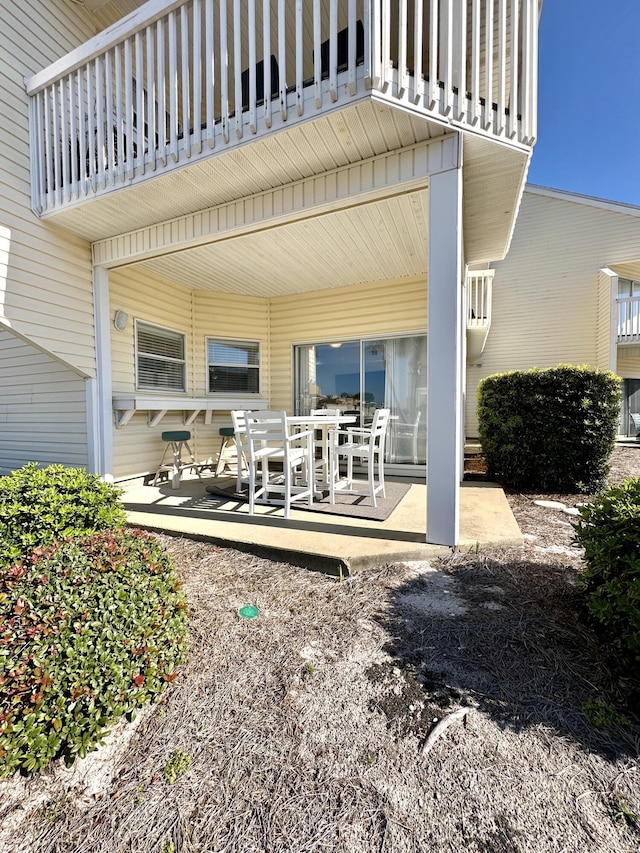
left=245, top=411, right=314, bottom=518
left=310, top=407, right=341, bottom=483
left=230, top=409, right=250, bottom=493
left=392, top=410, right=422, bottom=464
left=328, top=408, right=391, bottom=507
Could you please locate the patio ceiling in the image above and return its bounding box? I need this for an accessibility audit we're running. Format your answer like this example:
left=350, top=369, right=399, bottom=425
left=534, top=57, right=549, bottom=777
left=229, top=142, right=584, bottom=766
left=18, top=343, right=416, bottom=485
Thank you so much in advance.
left=132, top=190, right=429, bottom=297
left=117, top=130, right=528, bottom=299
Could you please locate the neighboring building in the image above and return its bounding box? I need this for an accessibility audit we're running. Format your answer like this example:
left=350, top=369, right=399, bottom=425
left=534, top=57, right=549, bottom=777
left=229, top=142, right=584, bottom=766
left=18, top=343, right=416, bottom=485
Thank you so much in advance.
left=465, top=185, right=640, bottom=440
left=1, top=0, right=541, bottom=546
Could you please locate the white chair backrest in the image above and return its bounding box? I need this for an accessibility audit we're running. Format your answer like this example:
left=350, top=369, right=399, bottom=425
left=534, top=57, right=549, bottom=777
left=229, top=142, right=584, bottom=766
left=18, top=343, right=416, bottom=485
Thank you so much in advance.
left=231, top=409, right=247, bottom=435
left=311, top=408, right=341, bottom=416
left=370, top=408, right=391, bottom=438
left=245, top=411, right=288, bottom=448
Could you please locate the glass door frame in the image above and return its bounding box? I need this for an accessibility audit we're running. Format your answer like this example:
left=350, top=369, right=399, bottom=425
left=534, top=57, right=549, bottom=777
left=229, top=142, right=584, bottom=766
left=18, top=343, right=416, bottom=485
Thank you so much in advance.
left=292, top=331, right=427, bottom=474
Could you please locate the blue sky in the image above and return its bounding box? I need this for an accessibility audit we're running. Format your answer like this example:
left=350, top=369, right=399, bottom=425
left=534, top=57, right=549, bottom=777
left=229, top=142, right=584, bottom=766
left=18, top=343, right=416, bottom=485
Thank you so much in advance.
left=527, top=0, right=640, bottom=206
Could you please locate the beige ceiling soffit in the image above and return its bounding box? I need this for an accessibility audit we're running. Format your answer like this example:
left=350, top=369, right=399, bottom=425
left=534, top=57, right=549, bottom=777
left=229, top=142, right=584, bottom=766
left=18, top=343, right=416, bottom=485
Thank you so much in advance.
left=93, top=136, right=458, bottom=268
left=82, top=0, right=111, bottom=11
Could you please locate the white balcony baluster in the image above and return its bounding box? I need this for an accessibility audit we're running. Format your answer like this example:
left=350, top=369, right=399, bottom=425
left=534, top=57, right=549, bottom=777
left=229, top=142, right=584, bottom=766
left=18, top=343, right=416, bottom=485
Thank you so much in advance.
left=233, top=0, right=242, bottom=139
left=219, top=0, right=229, bottom=143
left=192, top=0, right=202, bottom=152
left=413, top=0, right=424, bottom=105
left=263, top=0, right=273, bottom=126
left=295, top=0, right=303, bottom=116
left=204, top=0, right=214, bottom=147
left=181, top=4, right=192, bottom=153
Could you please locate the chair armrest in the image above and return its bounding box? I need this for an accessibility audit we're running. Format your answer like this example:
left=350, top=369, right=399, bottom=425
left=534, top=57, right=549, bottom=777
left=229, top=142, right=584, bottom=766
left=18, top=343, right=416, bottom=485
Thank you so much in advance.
left=328, top=427, right=371, bottom=442
left=327, top=428, right=353, bottom=438
left=343, top=428, right=371, bottom=437
left=286, top=429, right=314, bottom=444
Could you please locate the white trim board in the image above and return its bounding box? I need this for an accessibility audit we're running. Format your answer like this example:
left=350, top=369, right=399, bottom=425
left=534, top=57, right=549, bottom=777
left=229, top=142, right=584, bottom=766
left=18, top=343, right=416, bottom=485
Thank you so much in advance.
left=526, top=184, right=640, bottom=219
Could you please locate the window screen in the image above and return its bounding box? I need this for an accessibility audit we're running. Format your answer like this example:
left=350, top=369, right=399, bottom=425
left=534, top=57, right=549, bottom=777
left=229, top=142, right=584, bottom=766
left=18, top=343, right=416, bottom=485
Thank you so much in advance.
left=207, top=339, right=260, bottom=394
left=136, top=322, right=186, bottom=391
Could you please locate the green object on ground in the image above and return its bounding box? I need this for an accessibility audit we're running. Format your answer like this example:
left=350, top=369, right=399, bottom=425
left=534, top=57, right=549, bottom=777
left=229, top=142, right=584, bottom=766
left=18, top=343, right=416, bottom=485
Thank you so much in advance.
left=239, top=605, right=259, bottom=619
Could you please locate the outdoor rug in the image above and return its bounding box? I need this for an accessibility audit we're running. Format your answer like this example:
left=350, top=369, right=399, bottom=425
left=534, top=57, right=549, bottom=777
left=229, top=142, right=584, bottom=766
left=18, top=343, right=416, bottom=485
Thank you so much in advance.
left=204, top=480, right=411, bottom=522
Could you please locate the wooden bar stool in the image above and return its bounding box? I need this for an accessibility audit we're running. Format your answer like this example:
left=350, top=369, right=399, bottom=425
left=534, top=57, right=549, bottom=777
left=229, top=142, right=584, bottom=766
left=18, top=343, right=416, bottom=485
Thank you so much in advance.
left=153, top=430, right=202, bottom=489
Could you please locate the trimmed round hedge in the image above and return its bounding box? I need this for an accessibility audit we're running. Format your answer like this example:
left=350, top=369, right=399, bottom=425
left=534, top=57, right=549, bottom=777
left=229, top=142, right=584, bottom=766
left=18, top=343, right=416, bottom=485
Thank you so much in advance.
left=0, top=462, right=127, bottom=567
left=0, top=529, right=188, bottom=776
left=573, top=478, right=640, bottom=668
left=477, top=365, right=620, bottom=493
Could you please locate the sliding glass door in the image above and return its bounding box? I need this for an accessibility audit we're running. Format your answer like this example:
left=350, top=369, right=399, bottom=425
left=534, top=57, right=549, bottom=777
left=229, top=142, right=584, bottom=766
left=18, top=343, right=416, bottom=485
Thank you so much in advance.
left=622, top=378, right=640, bottom=436
left=294, top=334, right=427, bottom=466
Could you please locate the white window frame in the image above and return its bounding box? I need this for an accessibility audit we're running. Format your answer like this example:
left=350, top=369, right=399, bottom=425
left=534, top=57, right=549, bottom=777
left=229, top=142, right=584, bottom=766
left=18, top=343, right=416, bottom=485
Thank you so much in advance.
left=135, top=319, right=187, bottom=393
left=206, top=336, right=261, bottom=396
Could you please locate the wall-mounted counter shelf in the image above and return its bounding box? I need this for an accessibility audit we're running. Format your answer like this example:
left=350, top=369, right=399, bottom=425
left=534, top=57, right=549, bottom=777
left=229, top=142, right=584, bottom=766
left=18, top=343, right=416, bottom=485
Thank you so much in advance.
left=112, top=395, right=269, bottom=429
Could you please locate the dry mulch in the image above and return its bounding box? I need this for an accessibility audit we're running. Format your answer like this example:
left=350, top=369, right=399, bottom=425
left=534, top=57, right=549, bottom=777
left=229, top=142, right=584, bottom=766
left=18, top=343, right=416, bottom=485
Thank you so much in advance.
left=1, top=449, right=639, bottom=852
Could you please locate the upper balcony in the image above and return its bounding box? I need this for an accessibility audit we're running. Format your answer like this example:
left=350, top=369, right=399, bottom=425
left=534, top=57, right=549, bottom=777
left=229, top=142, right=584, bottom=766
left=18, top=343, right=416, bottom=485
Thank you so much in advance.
left=26, top=0, right=539, bottom=224
left=617, top=296, right=640, bottom=345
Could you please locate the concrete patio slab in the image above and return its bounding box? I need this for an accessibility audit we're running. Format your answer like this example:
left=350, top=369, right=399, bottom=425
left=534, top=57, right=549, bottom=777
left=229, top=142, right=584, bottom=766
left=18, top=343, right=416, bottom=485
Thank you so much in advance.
left=120, top=474, right=523, bottom=573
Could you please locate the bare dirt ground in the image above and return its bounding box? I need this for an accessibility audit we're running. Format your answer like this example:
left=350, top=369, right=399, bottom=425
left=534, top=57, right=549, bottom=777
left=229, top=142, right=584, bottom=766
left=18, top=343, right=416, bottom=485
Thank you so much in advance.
left=1, top=448, right=640, bottom=853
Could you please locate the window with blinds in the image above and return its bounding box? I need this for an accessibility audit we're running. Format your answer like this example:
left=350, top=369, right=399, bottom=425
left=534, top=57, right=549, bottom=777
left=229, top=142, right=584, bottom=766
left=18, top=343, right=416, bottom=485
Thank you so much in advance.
left=136, top=321, right=186, bottom=392
left=207, top=338, right=260, bottom=394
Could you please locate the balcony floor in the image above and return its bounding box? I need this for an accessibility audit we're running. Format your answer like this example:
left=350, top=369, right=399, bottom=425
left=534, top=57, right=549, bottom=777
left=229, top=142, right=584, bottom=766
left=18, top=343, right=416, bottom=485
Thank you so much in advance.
left=120, top=471, right=523, bottom=574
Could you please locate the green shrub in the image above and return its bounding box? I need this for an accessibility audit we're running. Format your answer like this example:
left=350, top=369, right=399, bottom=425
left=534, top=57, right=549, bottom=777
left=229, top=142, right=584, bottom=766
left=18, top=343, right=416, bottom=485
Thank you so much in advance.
left=0, top=463, right=126, bottom=567
left=0, top=529, right=188, bottom=777
left=477, top=365, right=620, bottom=492
left=573, top=478, right=640, bottom=667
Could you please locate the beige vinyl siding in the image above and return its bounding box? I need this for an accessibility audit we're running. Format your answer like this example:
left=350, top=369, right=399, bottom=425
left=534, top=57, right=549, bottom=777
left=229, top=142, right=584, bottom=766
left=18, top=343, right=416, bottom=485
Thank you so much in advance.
left=269, top=276, right=427, bottom=412
left=0, top=327, right=88, bottom=473
left=193, top=291, right=270, bottom=397
left=0, top=1, right=100, bottom=374
left=110, top=267, right=194, bottom=479
left=110, top=268, right=269, bottom=479
left=110, top=267, right=195, bottom=395
left=616, top=348, right=640, bottom=380
left=466, top=190, right=640, bottom=437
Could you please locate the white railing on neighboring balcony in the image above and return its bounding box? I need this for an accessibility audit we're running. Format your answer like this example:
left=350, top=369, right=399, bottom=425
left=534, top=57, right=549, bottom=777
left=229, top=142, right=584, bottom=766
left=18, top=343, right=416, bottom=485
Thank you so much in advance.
left=466, top=269, right=493, bottom=326
left=465, top=269, right=493, bottom=359
left=25, top=0, right=539, bottom=215
left=617, top=297, right=640, bottom=344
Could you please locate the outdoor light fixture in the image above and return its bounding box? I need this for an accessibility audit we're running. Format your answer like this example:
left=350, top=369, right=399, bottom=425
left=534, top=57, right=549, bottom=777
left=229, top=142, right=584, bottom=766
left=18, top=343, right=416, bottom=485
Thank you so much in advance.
left=113, top=310, right=129, bottom=331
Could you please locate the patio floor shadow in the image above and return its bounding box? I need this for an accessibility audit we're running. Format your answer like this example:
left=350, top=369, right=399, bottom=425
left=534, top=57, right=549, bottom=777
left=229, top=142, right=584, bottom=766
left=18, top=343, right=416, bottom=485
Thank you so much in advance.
left=120, top=472, right=523, bottom=573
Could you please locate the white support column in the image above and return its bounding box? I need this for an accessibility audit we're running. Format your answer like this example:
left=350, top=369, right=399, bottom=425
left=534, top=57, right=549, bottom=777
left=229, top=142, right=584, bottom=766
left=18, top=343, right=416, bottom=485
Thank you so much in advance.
left=91, top=266, right=114, bottom=479
left=596, top=267, right=618, bottom=373
left=608, top=272, right=619, bottom=373
left=426, top=154, right=463, bottom=547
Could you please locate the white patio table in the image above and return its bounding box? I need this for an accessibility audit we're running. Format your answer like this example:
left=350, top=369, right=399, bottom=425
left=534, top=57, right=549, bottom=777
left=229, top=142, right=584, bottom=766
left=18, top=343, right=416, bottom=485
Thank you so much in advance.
left=285, top=413, right=357, bottom=493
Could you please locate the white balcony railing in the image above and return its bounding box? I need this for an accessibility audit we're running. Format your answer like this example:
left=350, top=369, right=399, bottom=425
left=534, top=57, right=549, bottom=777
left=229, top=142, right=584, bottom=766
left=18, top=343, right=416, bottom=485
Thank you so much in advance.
left=466, top=269, right=493, bottom=359
left=617, top=296, right=640, bottom=344
left=466, top=269, right=493, bottom=326
left=25, top=0, right=539, bottom=215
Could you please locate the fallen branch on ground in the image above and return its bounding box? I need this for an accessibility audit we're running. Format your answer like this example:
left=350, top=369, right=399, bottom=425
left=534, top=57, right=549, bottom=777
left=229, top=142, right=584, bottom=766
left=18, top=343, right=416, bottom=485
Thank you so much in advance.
left=421, top=707, right=470, bottom=757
